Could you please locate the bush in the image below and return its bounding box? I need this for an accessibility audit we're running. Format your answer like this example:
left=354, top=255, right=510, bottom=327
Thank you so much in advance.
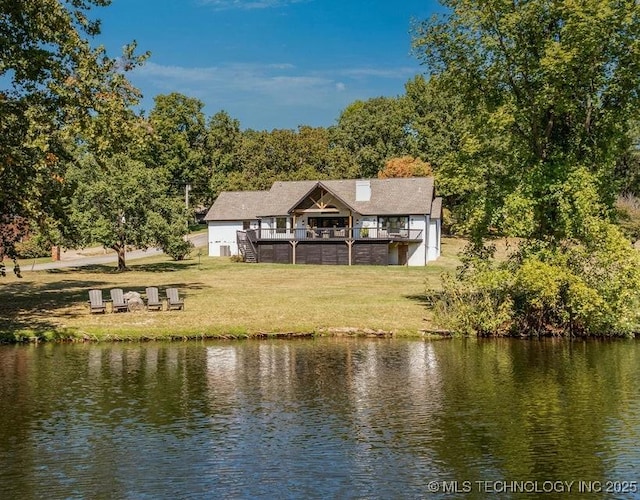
left=432, top=269, right=513, bottom=336
left=14, top=234, right=52, bottom=259
left=161, top=235, right=193, bottom=261
left=430, top=220, right=640, bottom=337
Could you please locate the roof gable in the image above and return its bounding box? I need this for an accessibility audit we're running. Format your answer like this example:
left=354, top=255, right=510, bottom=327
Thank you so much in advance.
left=284, top=182, right=357, bottom=215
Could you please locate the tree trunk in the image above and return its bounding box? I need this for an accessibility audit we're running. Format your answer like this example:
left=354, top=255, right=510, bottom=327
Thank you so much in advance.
left=112, top=244, right=127, bottom=271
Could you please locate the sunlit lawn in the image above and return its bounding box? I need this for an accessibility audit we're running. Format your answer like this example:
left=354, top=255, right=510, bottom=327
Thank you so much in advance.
left=0, top=237, right=467, bottom=342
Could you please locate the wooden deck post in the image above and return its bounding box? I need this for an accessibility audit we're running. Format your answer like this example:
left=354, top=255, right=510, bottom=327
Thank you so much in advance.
left=347, top=213, right=355, bottom=266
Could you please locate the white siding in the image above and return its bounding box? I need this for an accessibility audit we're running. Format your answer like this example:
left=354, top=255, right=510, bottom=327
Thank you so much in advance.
left=427, top=218, right=441, bottom=262
left=262, top=218, right=275, bottom=229
left=208, top=221, right=243, bottom=256
left=407, top=216, right=428, bottom=266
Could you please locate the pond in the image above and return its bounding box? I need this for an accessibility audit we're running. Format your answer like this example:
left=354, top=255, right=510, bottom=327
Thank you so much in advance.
left=0, top=338, right=638, bottom=498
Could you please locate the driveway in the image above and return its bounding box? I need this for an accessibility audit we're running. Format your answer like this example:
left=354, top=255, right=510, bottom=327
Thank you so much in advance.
left=22, top=232, right=208, bottom=272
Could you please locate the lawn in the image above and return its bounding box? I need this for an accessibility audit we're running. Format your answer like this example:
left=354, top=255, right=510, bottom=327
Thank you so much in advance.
left=0, top=237, right=467, bottom=342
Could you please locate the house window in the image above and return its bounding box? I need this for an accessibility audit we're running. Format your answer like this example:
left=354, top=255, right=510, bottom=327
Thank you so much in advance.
left=378, top=216, right=408, bottom=231
left=276, top=217, right=287, bottom=233
left=242, top=220, right=251, bottom=230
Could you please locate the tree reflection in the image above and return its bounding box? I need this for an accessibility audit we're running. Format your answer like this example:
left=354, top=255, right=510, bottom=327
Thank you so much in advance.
left=0, top=339, right=638, bottom=497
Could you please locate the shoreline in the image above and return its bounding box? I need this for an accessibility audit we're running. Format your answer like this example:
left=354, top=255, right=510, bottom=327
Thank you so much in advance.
left=4, top=327, right=638, bottom=345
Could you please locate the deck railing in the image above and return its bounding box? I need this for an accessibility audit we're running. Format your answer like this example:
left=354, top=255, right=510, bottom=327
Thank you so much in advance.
left=246, top=227, right=423, bottom=241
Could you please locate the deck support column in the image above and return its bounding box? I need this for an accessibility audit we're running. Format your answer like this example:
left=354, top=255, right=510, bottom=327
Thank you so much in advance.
left=290, top=240, right=298, bottom=264
left=348, top=212, right=355, bottom=266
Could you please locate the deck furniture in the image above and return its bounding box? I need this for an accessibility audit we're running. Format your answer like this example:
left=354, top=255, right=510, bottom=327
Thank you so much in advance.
left=88, top=289, right=107, bottom=314
left=110, top=288, right=129, bottom=313
left=145, top=287, right=164, bottom=311
left=166, top=288, right=184, bottom=310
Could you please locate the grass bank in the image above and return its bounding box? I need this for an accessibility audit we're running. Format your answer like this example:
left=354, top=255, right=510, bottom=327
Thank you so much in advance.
left=0, top=238, right=466, bottom=343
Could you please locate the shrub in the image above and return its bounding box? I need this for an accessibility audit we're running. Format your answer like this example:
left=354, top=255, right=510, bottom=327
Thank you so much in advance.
left=161, top=236, right=193, bottom=261
left=14, top=234, right=51, bottom=259
left=430, top=220, right=640, bottom=337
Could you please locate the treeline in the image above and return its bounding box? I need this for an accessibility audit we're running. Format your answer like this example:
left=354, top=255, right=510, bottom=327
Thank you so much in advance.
left=144, top=90, right=431, bottom=208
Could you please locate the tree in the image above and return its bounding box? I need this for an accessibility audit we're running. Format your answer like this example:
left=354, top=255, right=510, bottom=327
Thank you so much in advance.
left=330, top=96, right=417, bottom=178
left=67, top=153, right=190, bottom=271
left=206, top=110, right=243, bottom=201
left=226, top=126, right=335, bottom=192
left=378, top=156, right=432, bottom=179
left=615, top=119, right=640, bottom=197
left=404, top=74, right=494, bottom=234
left=147, top=93, right=208, bottom=208
left=414, top=0, right=640, bottom=336
left=65, top=87, right=191, bottom=270
left=413, top=0, right=640, bottom=241
left=0, top=0, right=147, bottom=276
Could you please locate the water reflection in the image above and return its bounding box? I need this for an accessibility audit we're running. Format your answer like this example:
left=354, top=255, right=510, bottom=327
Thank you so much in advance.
left=0, top=339, right=638, bottom=498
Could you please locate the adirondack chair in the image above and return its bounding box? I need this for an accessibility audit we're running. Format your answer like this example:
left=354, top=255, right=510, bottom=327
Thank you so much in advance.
left=166, top=287, right=184, bottom=310
left=88, top=289, right=107, bottom=314
left=145, top=287, right=164, bottom=311
left=110, top=288, right=129, bottom=313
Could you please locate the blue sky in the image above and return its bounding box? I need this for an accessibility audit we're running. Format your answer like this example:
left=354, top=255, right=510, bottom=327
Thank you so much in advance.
left=95, top=0, right=443, bottom=130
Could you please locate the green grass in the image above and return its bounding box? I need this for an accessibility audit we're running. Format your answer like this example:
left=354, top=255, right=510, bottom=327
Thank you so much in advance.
left=0, top=238, right=466, bottom=343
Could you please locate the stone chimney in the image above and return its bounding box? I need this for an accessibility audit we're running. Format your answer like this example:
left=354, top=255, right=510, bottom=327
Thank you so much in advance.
left=355, top=180, right=371, bottom=202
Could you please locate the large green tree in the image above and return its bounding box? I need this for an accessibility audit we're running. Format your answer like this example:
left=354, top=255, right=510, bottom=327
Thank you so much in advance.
left=0, top=0, right=146, bottom=275
left=330, top=96, right=417, bottom=178
left=227, top=126, right=334, bottom=191
left=405, top=74, right=493, bottom=234
left=65, top=85, right=190, bottom=270
left=147, top=93, right=208, bottom=208
left=415, top=0, right=640, bottom=336
left=413, top=0, right=640, bottom=241
left=67, top=152, right=190, bottom=271
left=206, top=110, right=242, bottom=201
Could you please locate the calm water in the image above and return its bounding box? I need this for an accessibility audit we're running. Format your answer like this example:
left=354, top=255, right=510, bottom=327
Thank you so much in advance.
left=0, top=338, right=639, bottom=499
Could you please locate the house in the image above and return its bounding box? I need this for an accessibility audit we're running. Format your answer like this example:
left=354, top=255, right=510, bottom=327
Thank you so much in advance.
left=204, top=177, right=442, bottom=266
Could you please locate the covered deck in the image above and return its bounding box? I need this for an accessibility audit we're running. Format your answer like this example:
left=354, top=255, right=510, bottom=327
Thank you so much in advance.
left=246, top=227, right=424, bottom=242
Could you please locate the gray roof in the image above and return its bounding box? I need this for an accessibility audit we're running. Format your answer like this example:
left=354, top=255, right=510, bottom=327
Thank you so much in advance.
left=431, top=197, right=443, bottom=220
left=320, top=177, right=435, bottom=216
left=203, top=190, right=269, bottom=221
left=204, top=177, right=437, bottom=221
left=261, top=180, right=319, bottom=216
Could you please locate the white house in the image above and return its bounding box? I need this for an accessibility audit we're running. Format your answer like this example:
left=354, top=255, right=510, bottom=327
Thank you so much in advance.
left=204, top=177, right=442, bottom=266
